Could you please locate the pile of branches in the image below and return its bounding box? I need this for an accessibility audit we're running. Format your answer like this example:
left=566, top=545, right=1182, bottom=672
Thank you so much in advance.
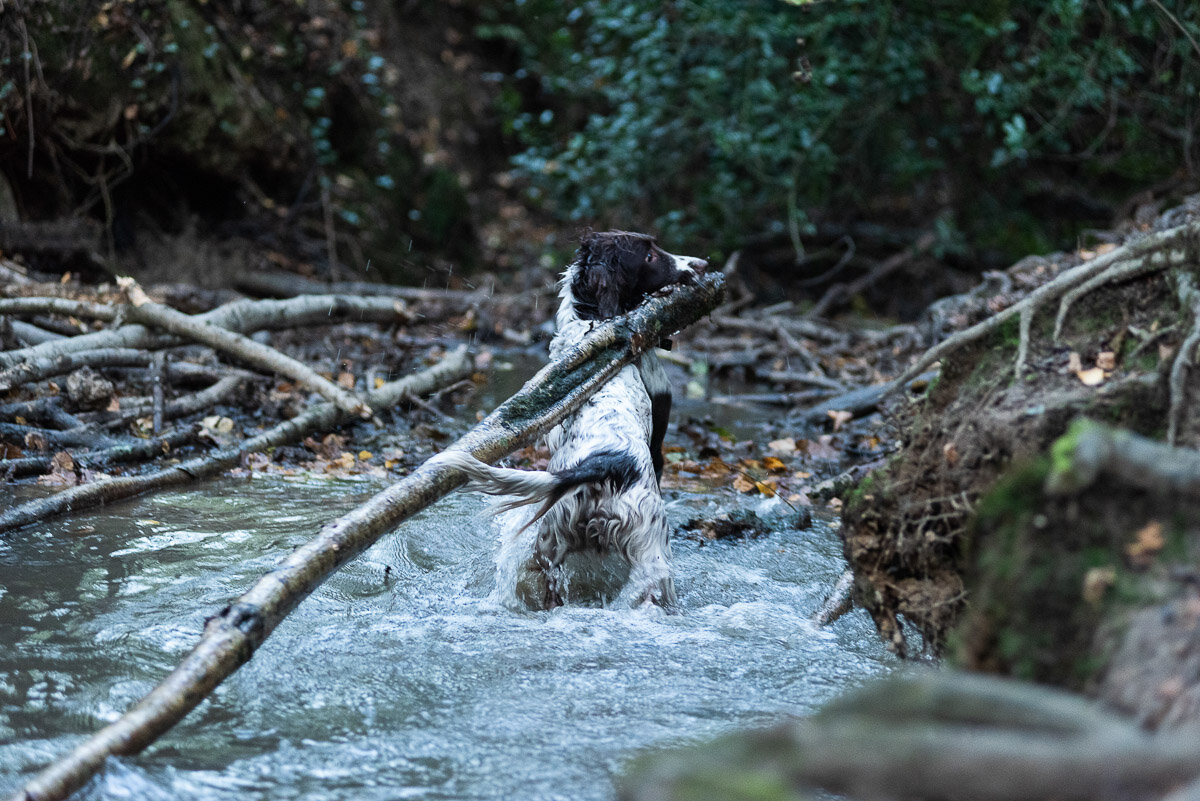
left=0, top=274, right=505, bottom=528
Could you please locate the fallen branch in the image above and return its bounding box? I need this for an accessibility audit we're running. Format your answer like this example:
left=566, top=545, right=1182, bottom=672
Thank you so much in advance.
left=0, top=397, right=87, bottom=429
left=791, top=371, right=938, bottom=424
left=0, top=421, right=115, bottom=450
left=117, top=278, right=372, bottom=419
left=0, top=293, right=412, bottom=370
left=1, top=428, right=197, bottom=479
left=0, top=296, right=119, bottom=322
left=9, top=319, right=63, bottom=347
left=812, top=567, right=854, bottom=626
left=234, top=270, right=524, bottom=304
left=0, top=345, right=475, bottom=535
left=0, top=348, right=251, bottom=394
left=620, top=671, right=1200, bottom=801
left=0, top=348, right=159, bottom=392
left=100, top=373, right=247, bottom=429
left=7, top=274, right=724, bottom=801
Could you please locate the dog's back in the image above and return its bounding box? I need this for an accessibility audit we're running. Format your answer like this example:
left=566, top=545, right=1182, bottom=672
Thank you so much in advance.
left=538, top=366, right=674, bottom=605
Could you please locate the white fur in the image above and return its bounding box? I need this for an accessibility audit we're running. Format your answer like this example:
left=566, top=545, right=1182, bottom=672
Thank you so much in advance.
left=439, top=234, right=705, bottom=609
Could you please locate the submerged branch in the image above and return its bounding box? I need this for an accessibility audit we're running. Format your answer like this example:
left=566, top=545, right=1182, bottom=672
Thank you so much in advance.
left=7, top=274, right=724, bottom=801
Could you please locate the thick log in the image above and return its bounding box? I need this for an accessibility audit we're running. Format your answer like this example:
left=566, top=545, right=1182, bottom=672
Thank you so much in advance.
left=6, top=273, right=724, bottom=801
left=620, top=671, right=1200, bottom=801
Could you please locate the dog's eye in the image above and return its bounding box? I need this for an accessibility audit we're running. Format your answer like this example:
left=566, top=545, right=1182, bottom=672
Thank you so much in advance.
left=644, top=251, right=657, bottom=264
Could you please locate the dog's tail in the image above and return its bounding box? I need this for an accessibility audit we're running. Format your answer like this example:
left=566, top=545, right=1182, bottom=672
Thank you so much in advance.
left=432, top=449, right=639, bottom=531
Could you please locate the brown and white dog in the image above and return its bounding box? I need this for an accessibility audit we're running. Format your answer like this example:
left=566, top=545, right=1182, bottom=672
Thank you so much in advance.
left=434, top=231, right=706, bottom=609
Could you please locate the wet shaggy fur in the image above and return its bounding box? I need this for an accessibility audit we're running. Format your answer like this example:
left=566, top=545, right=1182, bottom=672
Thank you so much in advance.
left=436, top=231, right=707, bottom=609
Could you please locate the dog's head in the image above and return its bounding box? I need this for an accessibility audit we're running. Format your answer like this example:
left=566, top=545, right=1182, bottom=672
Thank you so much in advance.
left=569, top=231, right=707, bottom=320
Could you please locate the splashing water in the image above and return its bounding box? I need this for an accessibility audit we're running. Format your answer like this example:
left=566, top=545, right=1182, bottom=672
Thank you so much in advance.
left=0, top=476, right=895, bottom=800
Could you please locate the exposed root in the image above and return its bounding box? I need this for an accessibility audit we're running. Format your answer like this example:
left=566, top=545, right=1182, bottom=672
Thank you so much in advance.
left=886, top=220, right=1200, bottom=392
left=1168, top=272, right=1200, bottom=446
left=1052, top=248, right=1184, bottom=343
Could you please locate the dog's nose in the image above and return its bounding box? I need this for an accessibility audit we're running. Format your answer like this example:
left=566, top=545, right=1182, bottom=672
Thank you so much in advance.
left=689, top=258, right=708, bottom=275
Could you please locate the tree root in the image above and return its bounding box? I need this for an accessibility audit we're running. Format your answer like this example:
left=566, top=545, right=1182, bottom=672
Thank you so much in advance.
left=1046, top=418, right=1200, bottom=497
left=5, top=274, right=724, bottom=801
left=884, top=220, right=1200, bottom=394
left=1168, top=272, right=1200, bottom=446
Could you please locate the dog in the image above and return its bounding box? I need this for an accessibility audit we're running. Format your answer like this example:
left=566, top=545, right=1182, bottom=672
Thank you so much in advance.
left=435, top=231, right=707, bottom=609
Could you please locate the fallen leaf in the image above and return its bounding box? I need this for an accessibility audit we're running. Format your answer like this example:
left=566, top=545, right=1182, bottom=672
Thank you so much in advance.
left=39, top=451, right=78, bottom=486
left=732, top=474, right=757, bottom=494
left=768, top=437, right=797, bottom=455
left=827, top=409, right=853, bottom=431
left=358, top=450, right=373, bottom=461
left=202, top=415, right=235, bottom=434
left=1082, top=566, right=1116, bottom=604
left=1096, top=351, right=1116, bottom=371
left=763, top=456, right=787, bottom=473
left=1127, top=520, right=1165, bottom=567
left=798, top=436, right=840, bottom=461
left=1075, top=367, right=1105, bottom=386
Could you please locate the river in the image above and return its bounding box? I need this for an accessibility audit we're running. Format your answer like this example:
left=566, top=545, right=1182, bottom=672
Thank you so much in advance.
left=1, top=443, right=894, bottom=800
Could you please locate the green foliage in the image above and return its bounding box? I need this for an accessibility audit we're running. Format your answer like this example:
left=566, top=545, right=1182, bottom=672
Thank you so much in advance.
left=481, top=0, right=1199, bottom=257
left=0, top=1, right=474, bottom=274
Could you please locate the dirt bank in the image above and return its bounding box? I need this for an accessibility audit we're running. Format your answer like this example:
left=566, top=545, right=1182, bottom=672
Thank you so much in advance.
left=842, top=195, right=1200, bottom=727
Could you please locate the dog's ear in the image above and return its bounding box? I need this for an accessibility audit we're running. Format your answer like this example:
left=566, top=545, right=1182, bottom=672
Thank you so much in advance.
left=574, top=232, right=623, bottom=318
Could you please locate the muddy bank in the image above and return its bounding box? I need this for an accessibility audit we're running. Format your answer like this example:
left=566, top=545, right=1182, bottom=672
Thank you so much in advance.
left=842, top=196, right=1200, bottom=724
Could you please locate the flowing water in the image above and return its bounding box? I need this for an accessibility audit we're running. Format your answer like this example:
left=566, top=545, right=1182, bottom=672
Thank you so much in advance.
left=0, top=471, right=895, bottom=800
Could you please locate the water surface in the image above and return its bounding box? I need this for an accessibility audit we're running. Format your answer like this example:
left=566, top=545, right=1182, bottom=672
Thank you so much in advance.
left=0, top=475, right=894, bottom=800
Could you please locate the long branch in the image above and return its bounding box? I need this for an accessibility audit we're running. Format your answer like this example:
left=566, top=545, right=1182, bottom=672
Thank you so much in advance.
left=7, top=274, right=724, bottom=801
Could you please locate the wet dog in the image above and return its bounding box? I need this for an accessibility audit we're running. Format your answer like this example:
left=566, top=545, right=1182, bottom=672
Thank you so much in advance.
left=435, top=231, right=706, bottom=609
